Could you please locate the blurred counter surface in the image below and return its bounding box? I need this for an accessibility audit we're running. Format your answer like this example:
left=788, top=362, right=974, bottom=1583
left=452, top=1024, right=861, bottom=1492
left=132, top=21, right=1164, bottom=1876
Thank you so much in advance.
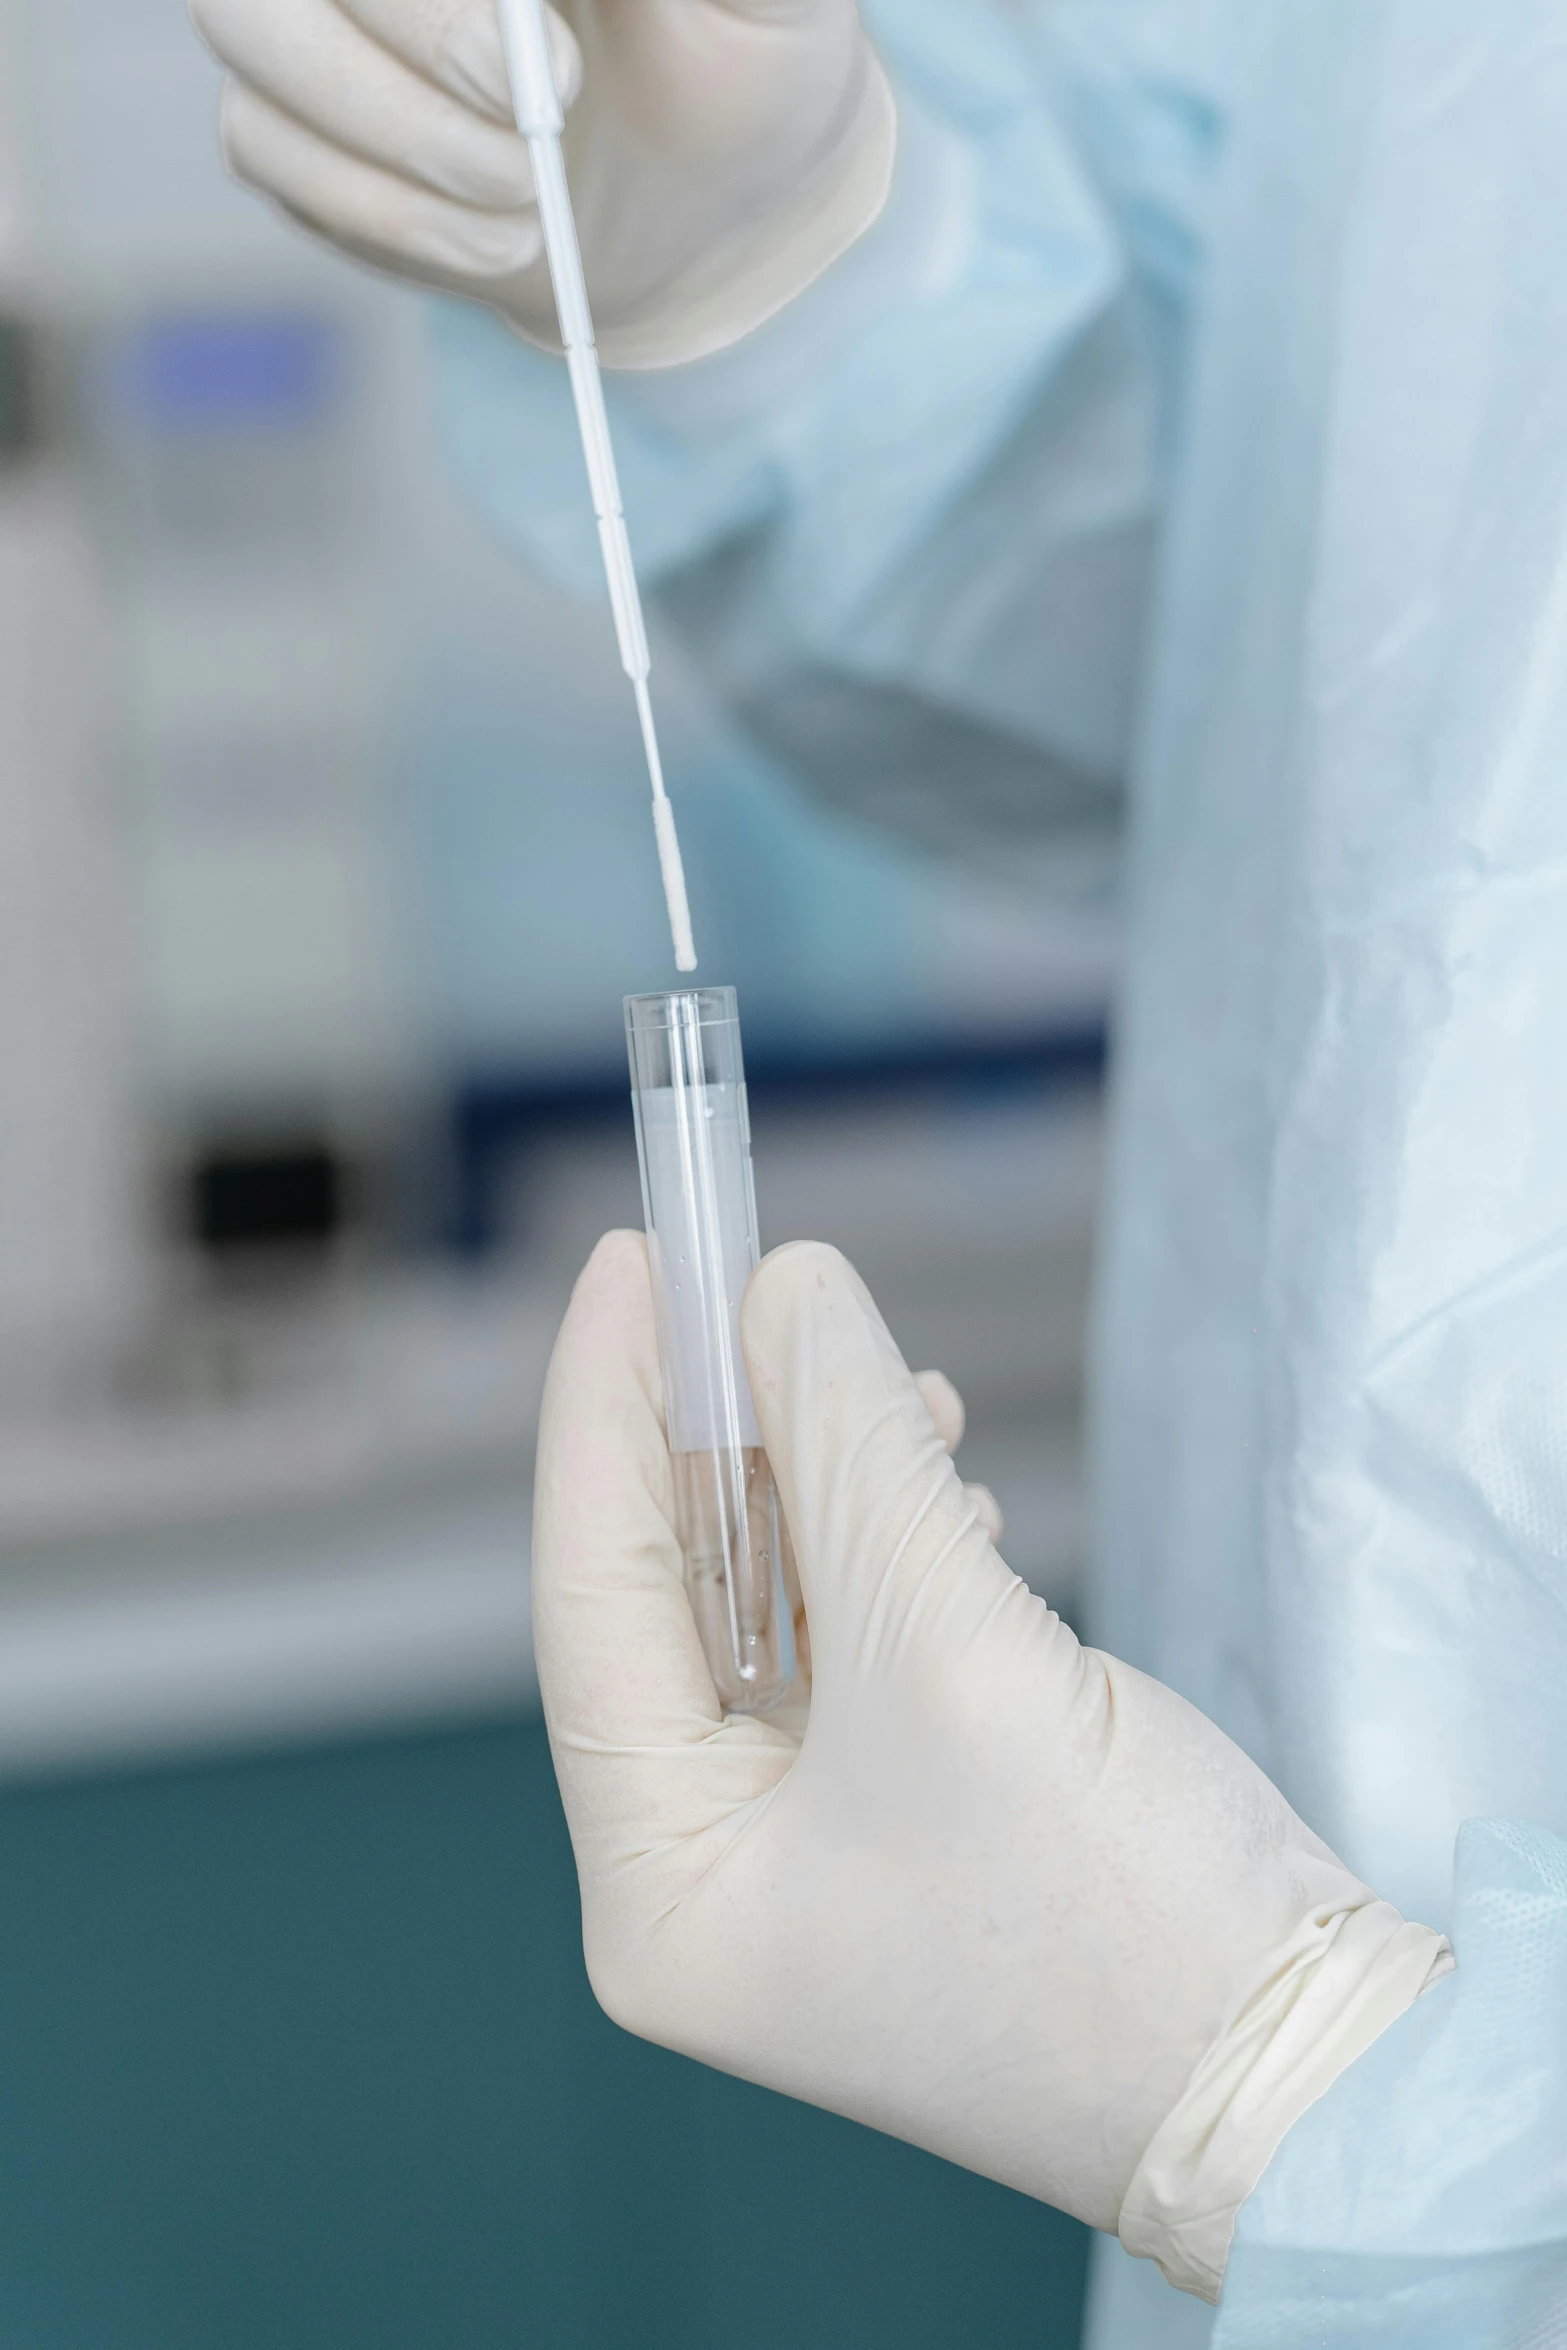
left=0, top=1050, right=1101, bottom=1781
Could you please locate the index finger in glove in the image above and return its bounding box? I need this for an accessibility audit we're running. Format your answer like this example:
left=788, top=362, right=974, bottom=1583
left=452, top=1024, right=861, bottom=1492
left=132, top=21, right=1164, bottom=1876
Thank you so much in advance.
left=335, top=0, right=581, bottom=120
left=742, top=1242, right=1018, bottom=1676
left=194, top=0, right=542, bottom=210
left=913, top=1367, right=964, bottom=1454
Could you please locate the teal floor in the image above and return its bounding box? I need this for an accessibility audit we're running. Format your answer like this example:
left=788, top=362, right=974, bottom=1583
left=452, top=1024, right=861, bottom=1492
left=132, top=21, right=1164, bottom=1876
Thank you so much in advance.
left=0, top=1715, right=1087, bottom=2349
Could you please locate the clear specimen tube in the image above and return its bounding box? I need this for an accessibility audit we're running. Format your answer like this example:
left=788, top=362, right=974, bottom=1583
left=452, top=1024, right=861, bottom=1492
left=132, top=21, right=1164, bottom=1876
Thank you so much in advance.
left=625, top=988, right=788, bottom=1714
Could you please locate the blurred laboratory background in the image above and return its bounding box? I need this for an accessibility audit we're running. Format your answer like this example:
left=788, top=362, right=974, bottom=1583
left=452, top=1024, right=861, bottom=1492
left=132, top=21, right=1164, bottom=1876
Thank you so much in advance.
left=0, top=0, right=1105, bottom=2341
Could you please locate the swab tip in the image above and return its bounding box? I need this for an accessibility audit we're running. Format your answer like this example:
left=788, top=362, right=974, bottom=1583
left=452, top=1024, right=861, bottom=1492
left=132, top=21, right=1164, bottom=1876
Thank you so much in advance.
left=651, top=789, right=698, bottom=974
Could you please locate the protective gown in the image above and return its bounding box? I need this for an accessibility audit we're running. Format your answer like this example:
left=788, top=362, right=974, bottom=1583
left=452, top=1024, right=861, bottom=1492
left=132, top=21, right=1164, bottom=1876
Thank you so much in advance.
left=431, top=0, right=1567, bottom=2339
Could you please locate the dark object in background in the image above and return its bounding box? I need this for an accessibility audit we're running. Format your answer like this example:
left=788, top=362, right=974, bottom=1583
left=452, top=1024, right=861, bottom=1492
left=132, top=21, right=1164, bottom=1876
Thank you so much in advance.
left=190, top=1140, right=350, bottom=1257
left=0, top=1718, right=1089, bottom=2350
left=0, top=316, right=39, bottom=465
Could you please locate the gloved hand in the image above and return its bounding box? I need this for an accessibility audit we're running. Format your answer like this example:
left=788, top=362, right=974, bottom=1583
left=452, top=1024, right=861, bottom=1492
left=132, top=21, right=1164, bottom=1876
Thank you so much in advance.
left=534, top=1232, right=1452, bottom=2299
left=189, top=0, right=897, bottom=365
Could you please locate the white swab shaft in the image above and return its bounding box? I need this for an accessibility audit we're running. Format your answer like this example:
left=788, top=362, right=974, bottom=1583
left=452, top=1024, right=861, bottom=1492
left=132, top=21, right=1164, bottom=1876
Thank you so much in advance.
left=496, top=0, right=698, bottom=973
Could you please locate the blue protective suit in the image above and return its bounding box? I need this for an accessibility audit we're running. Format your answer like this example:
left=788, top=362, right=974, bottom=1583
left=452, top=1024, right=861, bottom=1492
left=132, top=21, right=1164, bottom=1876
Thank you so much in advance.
left=431, top=0, right=1567, bottom=2339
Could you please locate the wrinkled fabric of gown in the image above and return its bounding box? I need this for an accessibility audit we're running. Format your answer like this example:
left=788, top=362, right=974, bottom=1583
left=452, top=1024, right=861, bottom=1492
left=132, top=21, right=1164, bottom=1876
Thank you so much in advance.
left=431, top=1, right=1567, bottom=2340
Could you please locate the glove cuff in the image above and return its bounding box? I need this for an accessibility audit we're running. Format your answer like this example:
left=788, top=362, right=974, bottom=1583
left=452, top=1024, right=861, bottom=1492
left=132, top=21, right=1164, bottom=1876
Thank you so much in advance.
left=1117, top=1900, right=1453, bottom=2303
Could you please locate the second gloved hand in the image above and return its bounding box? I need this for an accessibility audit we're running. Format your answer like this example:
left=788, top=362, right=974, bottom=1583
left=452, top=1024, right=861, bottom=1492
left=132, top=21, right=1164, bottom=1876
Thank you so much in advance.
left=190, top=0, right=896, bottom=365
left=534, top=1234, right=1450, bottom=2299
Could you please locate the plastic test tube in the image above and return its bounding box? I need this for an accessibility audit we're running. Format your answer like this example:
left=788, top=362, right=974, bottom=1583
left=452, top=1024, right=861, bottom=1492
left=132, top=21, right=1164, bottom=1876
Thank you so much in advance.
left=625, top=988, right=790, bottom=1713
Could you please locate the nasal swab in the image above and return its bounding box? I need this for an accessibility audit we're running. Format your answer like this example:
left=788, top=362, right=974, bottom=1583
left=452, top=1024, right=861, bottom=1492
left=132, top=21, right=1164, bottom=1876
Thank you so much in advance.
left=496, top=0, right=698, bottom=973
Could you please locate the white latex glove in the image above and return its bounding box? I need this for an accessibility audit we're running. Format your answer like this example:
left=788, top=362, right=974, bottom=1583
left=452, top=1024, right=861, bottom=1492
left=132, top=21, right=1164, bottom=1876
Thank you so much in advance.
left=189, top=0, right=896, bottom=365
left=534, top=1233, right=1452, bottom=2300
